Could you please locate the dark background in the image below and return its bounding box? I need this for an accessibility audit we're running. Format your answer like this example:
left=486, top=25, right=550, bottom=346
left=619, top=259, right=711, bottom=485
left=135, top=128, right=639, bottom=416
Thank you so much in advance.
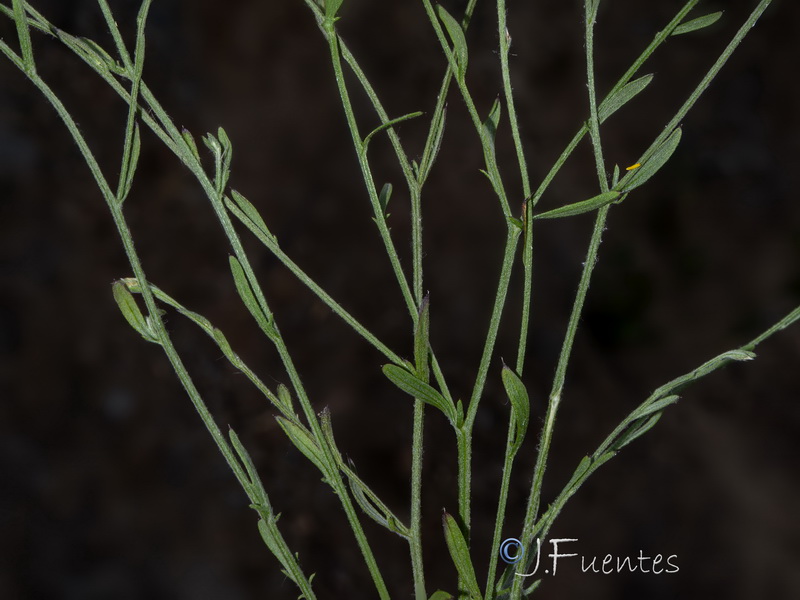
left=2, top=0, right=799, bottom=598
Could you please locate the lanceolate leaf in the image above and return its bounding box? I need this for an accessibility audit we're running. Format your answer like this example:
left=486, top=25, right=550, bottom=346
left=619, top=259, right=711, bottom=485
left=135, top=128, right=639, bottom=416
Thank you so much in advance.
left=631, top=394, right=680, bottom=420
left=378, top=182, right=393, bottom=216
left=112, top=280, right=158, bottom=342
left=436, top=4, right=468, bottom=77
left=418, top=105, right=447, bottom=185
left=612, top=412, right=663, bottom=451
left=275, top=416, right=331, bottom=478
left=414, top=295, right=431, bottom=380
left=672, top=11, right=723, bottom=36
left=534, top=190, right=620, bottom=220
left=362, top=111, right=423, bottom=152
left=181, top=128, right=201, bottom=161
left=383, top=364, right=455, bottom=424
left=598, top=74, right=653, bottom=123
left=501, top=365, right=530, bottom=452
left=618, top=127, right=682, bottom=192
left=442, top=512, right=481, bottom=600
left=325, top=0, right=344, bottom=21
left=229, top=189, right=273, bottom=238
left=229, top=255, right=272, bottom=334
left=482, top=97, right=502, bottom=158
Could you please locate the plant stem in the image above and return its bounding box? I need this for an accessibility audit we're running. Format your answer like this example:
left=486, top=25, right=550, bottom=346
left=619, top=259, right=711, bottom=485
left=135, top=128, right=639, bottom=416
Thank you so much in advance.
left=584, top=0, right=609, bottom=193
left=0, top=38, right=318, bottom=599
left=509, top=204, right=610, bottom=600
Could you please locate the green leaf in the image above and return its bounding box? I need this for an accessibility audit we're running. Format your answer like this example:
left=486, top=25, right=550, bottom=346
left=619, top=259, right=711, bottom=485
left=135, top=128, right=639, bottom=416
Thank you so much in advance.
left=378, top=183, right=392, bottom=216
left=181, top=128, right=201, bottom=162
left=362, top=112, right=423, bottom=152
left=501, top=365, right=529, bottom=452
left=672, top=11, right=723, bottom=36
left=229, top=190, right=273, bottom=238
left=118, top=122, right=141, bottom=205
left=112, top=281, right=158, bottom=342
left=618, top=127, right=682, bottom=192
left=275, top=416, right=331, bottom=478
left=12, top=0, right=35, bottom=72
left=325, top=0, right=344, bottom=21
left=442, top=512, right=481, bottom=600
left=598, top=74, right=653, bottom=123
left=482, top=96, right=502, bottom=158
left=78, top=37, right=123, bottom=74
left=631, top=394, right=680, bottom=420
left=229, top=255, right=273, bottom=335
left=507, top=216, right=523, bottom=231
left=229, top=427, right=266, bottom=497
left=414, top=295, right=431, bottom=381
left=277, top=384, right=293, bottom=413
left=418, top=105, right=447, bottom=185
left=383, top=364, right=456, bottom=424
left=534, top=190, right=621, bottom=220
left=345, top=459, right=411, bottom=539
left=612, top=412, right=663, bottom=451
left=611, top=164, right=621, bottom=188
left=456, top=399, right=465, bottom=428
left=436, top=5, right=468, bottom=76
left=565, top=456, right=592, bottom=491
left=217, top=126, right=233, bottom=193
left=428, top=592, right=454, bottom=600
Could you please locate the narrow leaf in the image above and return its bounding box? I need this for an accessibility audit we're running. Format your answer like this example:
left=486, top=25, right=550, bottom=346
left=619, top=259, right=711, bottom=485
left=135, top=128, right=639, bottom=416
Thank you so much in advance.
left=501, top=366, right=530, bottom=452
left=378, top=183, right=393, bottom=216
left=436, top=5, right=468, bottom=76
left=442, top=512, right=481, bottom=599
left=598, top=74, right=653, bottom=123
left=619, top=127, right=682, bottom=192
left=12, top=0, right=35, bottom=72
left=229, top=190, right=273, bottom=238
left=181, top=128, right=201, bottom=161
left=112, top=281, right=158, bottom=342
left=418, top=105, right=447, bottom=185
left=383, top=364, right=455, bottom=423
left=672, top=11, right=723, bottom=36
left=78, top=37, right=123, bottom=74
left=217, top=126, right=233, bottom=193
left=277, top=384, right=293, bottom=413
left=118, top=122, right=141, bottom=204
left=229, top=427, right=265, bottom=496
left=325, top=0, right=344, bottom=21
left=611, top=164, right=620, bottom=187
left=275, top=416, right=331, bottom=478
left=211, top=327, right=238, bottom=362
left=414, top=295, right=431, bottom=381
left=565, top=456, right=592, bottom=491
left=631, top=394, right=680, bottom=420
left=534, top=190, right=620, bottom=220
left=482, top=96, right=502, bottom=158
left=612, top=412, right=663, bottom=451
left=362, top=111, right=423, bottom=152
left=346, top=461, right=411, bottom=539
left=229, top=255, right=272, bottom=334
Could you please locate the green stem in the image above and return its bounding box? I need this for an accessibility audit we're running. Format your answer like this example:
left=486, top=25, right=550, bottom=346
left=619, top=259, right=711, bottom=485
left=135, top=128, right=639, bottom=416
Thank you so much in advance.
left=584, top=0, right=609, bottom=193
left=460, top=227, right=522, bottom=529
left=484, top=424, right=518, bottom=600
left=0, top=39, right=317, bottom=600
left=421, top=0, right=512, bottom=216
left=325, top=24, right=417, bottom=317
left=410, top=398, right=426, bottom=600
left=509, top=204, right=610, bottom=600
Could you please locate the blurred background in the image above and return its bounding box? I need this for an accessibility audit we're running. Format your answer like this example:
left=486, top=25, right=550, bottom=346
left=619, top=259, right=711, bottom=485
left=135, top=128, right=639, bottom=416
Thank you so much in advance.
left=1, top=0, right=799, bottom=598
